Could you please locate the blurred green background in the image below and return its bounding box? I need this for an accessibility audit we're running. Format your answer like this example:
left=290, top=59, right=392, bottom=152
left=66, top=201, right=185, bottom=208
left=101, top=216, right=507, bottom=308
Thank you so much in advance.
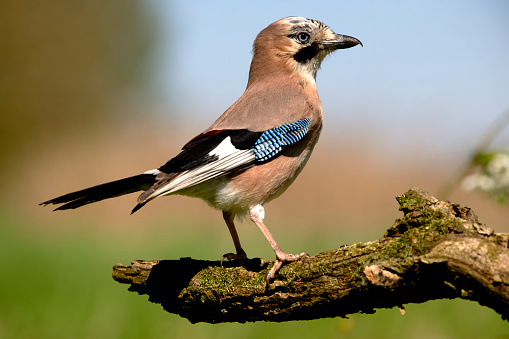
left=1, top=1, right=508, bottom=338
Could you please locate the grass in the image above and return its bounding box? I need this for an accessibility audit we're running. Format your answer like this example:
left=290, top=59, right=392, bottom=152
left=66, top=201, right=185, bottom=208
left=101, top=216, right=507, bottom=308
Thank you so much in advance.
left=1, top=208, right=507, bottom=339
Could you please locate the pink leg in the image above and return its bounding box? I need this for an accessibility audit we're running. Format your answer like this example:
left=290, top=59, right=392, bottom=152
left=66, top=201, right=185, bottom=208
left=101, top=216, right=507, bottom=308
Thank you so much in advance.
left=249, top=205, right=308, bottom=284
left=221, top=211, right=247, bottom=265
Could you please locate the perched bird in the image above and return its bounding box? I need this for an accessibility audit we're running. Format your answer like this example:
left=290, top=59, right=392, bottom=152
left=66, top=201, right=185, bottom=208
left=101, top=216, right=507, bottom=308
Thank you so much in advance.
left=41, top=17, right=361, bottom=284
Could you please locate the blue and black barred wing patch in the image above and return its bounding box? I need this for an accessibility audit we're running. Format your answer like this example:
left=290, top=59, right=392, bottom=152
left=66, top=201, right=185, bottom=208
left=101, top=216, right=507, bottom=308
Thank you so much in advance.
left=253, top=117, right=311, bottom=162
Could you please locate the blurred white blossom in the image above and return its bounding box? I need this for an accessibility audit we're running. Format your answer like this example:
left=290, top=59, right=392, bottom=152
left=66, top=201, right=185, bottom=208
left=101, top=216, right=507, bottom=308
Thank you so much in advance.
left=462, top=151, right=509, bottom=203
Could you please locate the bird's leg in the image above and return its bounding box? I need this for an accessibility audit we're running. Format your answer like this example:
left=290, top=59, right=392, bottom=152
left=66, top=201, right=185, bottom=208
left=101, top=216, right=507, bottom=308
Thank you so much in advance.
left=249, top=205, right=308, bottom=285
left=221, top=211, right=248, bottom=265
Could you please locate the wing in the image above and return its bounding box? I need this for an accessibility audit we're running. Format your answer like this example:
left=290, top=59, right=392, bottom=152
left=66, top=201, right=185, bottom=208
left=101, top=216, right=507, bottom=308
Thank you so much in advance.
left=132, top=117, right=312, bottom=212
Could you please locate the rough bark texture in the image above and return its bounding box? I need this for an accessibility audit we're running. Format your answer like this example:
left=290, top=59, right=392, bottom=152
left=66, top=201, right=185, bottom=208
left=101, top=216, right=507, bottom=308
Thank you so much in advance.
left=112, top=188, right=509, bottom=323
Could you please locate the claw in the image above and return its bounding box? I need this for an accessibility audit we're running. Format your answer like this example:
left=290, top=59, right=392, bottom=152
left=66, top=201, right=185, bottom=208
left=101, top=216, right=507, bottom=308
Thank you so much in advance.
left=266, top=251, right=309, bottom=285
left=220, top=251, right=248, bottom=266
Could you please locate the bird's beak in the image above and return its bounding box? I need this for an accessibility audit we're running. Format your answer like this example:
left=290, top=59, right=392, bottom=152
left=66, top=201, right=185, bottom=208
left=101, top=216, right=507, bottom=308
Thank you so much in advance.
left=322, top=34, right=363, bottom=50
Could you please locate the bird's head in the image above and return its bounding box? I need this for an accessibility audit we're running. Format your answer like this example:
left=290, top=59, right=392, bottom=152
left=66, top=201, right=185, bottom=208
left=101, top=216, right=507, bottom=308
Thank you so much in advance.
left=248, top=17, right=362, bottom=87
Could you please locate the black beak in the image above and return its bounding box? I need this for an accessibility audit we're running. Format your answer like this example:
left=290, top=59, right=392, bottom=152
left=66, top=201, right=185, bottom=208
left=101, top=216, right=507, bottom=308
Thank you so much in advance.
left=322, top=34, right=363, bottom=50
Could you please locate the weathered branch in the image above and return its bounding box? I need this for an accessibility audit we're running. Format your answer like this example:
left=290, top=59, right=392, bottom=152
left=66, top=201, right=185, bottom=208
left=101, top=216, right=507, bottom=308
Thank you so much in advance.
left=112, top=188, right=509, bottom=323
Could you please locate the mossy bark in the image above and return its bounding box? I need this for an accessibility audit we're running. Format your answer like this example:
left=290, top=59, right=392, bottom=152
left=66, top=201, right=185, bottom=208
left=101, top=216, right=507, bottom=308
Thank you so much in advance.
left=112, top=188, right=509, bottom=323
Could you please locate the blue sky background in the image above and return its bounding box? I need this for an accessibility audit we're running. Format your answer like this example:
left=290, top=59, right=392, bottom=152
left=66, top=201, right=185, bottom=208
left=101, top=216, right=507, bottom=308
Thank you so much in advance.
left=145, top=0, right=509, bottom=159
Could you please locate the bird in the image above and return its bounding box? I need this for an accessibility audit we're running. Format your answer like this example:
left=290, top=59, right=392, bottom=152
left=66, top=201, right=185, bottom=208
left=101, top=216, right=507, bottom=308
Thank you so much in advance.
left=41, top=17, right=362, bottom=284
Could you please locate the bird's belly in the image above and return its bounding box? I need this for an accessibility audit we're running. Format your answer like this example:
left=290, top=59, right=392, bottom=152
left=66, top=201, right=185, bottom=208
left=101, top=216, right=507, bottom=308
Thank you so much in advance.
left=175, top=176, right=249, bottom=215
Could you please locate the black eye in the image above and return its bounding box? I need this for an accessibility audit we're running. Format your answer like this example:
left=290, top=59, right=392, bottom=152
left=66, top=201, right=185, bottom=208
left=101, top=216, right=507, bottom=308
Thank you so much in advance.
left=297, top=32, right=310, bottom=43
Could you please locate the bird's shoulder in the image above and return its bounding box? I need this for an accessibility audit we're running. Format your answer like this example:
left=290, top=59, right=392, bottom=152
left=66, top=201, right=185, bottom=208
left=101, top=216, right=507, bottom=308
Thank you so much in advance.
left=207, top=81, right=321, bottom=132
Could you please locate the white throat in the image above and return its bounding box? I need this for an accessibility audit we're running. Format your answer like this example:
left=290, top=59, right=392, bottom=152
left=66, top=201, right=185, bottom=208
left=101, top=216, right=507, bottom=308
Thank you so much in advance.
left=292, top=52, right=327, bottom=85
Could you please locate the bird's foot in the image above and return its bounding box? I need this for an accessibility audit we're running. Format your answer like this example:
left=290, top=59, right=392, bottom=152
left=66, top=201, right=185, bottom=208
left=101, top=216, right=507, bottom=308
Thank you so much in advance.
left=266, top=251, right=309, bottom=285
left=220, top=250, right=248, bottom=266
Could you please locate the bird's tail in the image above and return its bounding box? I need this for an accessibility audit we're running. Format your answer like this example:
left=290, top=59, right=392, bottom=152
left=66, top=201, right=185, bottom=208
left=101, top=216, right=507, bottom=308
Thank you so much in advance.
left=40, top=173, right=157, bottom=211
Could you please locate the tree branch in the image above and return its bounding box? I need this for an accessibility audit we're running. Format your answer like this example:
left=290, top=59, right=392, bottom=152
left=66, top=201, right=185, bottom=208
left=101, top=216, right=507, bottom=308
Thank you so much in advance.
left=112, top=188, right=509, bottom=323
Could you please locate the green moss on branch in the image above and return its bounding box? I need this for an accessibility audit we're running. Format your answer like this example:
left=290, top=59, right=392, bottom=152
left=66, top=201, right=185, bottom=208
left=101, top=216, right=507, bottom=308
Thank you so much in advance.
left=113, top=188, right=509, bottom=323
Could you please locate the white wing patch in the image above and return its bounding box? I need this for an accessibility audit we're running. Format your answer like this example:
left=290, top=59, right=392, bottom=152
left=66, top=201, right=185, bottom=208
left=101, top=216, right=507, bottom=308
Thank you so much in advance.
left=209, top=136, right=238, bottom=159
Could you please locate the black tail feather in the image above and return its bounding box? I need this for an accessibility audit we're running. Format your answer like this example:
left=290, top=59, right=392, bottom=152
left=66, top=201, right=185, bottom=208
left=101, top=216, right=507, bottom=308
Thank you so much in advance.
left=41, top=173, right=157, bottom=211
